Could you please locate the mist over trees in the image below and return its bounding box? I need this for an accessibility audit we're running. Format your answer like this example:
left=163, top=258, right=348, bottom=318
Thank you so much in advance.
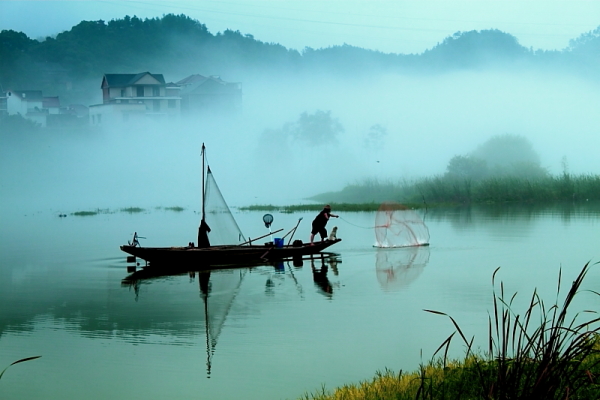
left=445, top=134, right=548, bottom=181
left=1, top=14, right=599, bottom=104
left=2, top=14, right=600, bottom=207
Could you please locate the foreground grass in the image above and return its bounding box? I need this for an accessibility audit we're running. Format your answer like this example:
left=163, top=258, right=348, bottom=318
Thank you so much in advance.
left=300, top=262, right=600, bottom=400
left=0, top=356, right=41, bottom=381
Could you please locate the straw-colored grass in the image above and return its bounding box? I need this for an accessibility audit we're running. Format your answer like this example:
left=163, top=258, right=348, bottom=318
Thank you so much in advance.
left=300, top=262, right=600, bottom=400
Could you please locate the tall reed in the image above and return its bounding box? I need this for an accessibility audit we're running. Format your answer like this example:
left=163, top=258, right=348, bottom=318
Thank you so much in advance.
left=314, top=174, right=600, bottom=205
left=0, top=356, right=41, bottom=380
left=300, top=263, right=600, bottom=400
left=425, top=262, right=600, bottom=399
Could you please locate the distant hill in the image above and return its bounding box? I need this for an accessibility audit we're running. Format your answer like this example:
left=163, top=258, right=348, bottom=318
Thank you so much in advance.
left=1, top=14, right=598, bottom=104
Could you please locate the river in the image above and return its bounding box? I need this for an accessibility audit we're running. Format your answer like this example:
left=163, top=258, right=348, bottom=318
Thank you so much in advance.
left=0, top=203, right=599, bottom=400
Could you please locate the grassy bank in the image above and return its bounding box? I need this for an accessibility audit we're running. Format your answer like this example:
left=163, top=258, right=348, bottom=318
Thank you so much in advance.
left=309, top=174, right=600, bottom=206
left=300, top=262, right=600, bottom=400
left=68, top=206, right=186, bottom=216
left=238, top=202, right=420, bottom=213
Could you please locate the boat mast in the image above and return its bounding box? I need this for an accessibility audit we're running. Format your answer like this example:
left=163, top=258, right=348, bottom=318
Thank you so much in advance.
left=201, top=143, right=206, bottom=221
left=197, top=143, right=211, bottom=247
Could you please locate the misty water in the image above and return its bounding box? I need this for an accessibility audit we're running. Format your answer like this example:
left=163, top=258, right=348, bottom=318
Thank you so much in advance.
left=1, top=201, right=599, bottom=400
left=2, top=72, right=600, bottom=398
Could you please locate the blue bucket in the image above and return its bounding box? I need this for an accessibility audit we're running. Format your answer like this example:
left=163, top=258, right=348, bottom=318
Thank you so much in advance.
left=273, top=238, right=284, bottom=248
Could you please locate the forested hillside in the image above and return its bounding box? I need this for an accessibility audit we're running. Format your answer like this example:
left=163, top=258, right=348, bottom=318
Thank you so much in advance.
left=1, top=13, right=598, bottom=104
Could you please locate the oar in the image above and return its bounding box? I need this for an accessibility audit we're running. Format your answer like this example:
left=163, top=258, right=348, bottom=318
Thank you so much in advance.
left=238, top=229, right=284, bottom=246
left=283, top=217, right=303, bottom=245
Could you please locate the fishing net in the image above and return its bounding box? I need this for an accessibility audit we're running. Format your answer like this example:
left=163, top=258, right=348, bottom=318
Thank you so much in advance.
left=203, top=167, right=246, bottom=246
left=375, top=246, right=430, bottom=291
left=374, top=202, right=429, bottom=247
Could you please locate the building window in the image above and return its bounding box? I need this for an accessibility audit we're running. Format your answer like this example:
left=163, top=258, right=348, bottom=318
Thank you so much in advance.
left=137, top=86, right=144, bottom=97
left=121, top=89, right=126, bottom=97
left=168, top=100, right=176, bottom=108
left=153, top=87, right=160, bottom=97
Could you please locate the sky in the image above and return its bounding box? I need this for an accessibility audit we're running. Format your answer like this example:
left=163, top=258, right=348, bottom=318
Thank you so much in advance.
left=1, top=0, right=599, bottom=54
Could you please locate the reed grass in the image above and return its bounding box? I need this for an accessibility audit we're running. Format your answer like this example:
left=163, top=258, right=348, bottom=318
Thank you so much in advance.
left=313, top=173, right=600, bottom=205
left=239, top=202, right=416, bottom=213
left=120, top=207, right=145, bottom=213
left=0, top=356, right=41, bottom=381
left=69, top=206, right=186, bottom=216
left=300, top=262, right=600, bottom=400
left=163, top=206, right=185, bottom=212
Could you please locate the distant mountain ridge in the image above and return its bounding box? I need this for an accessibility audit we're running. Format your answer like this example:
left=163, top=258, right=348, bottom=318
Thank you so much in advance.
left=1, top=14, right=598, bottom=103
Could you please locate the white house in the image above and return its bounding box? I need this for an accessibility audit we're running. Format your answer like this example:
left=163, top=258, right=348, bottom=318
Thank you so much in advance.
left=89, top=72, right=181, bottom=126
left=3, top=90, right=48, bottom=127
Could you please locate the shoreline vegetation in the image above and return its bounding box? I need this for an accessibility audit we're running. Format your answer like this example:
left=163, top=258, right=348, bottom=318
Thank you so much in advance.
left=67, top=206, right=185, bottom=217
left=310, top=173, right=600, bottom=206
left=240, top=172, right=600, bottom=213
left=300, top=263, right=600, bottom=400
left=65, top=171, right=600, bottom=217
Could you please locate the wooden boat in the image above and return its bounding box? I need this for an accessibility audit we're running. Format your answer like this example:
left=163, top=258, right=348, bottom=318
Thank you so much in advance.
left=120, top=144, right=341, bottom=267
left=121, top=238, right=341, bottom=266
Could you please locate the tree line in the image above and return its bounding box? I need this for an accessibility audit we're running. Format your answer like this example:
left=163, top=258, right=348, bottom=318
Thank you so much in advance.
left=1, top=14, right=599, bottom=103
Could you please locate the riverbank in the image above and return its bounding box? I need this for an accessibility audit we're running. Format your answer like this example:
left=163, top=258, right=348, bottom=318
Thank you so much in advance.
left=300, top=263, right=600, bottom=400
left=305, top=173, right=600, bottom=206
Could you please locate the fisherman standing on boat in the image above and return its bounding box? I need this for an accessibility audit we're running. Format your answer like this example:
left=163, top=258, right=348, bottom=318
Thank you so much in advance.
left=198, top=218, right=211, bottom=248
left=310, top=205, right=338, bottom=245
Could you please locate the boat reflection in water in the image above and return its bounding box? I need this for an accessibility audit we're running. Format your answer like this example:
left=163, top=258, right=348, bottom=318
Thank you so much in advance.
left=375, top=246, right=430, bottom=291
left=121, top=253, right=341, bottom=377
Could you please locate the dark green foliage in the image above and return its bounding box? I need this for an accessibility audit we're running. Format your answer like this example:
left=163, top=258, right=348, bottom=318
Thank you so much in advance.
left=71, top=210, right=99, bottom=216
left=443, top=134, right=549, bottom=182
left=163, top=206, right=185, bottom=212
left=315, top=173, right=600, bottom=205
left=259, top=110, right=344, bottom=150
left=311, top=178, right=417, bottom=204
left=289, top=110, right=343, bottom=146
left=240, top=202, right=385, bottom=213
left=316, top=133, right=595, bottom=205
left=0, top=114, right=42, bottom=134
left=1, top=19, right=598, bottom=104
left=567, top=26, right=600, bottom=77
left=120, top=207, right=145, bottom=214
left=364, top=124, right=387, bottom=150
left=422, top=29, right=530, bottom=69
left=445, top=155, right=488, bottom=181
left=471, top=134, right=543, bottom=173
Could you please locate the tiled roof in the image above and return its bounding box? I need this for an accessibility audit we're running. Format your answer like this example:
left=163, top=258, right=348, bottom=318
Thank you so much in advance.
left=43, top=96, right=60, bottom=108
left=9, top=90, right=43, bottom=100
left=103, top=72, right=166, bottom=87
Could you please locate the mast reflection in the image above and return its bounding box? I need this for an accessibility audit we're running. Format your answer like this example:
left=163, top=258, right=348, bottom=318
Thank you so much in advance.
left=121, top=254, right=341, bottom=377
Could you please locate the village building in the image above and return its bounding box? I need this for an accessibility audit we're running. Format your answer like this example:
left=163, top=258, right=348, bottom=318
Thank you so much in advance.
left=89, top=72, right=181, bottom=126
left=177, top=74, right=242, bottom=117
left=0, top=89, right=88, bottom=128
left=2, top=90, right=47, bottom=127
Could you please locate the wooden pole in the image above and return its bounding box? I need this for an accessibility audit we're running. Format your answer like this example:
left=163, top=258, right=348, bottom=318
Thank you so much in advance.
left=238, top=229, right=283, bottom=246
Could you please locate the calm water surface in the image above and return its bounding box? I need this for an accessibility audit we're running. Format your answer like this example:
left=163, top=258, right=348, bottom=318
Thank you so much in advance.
left=1, top=204, right=599, bottom=400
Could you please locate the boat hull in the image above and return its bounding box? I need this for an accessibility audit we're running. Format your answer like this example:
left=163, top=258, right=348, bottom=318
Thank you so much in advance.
left=120, top=239, right=341, bottom=266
